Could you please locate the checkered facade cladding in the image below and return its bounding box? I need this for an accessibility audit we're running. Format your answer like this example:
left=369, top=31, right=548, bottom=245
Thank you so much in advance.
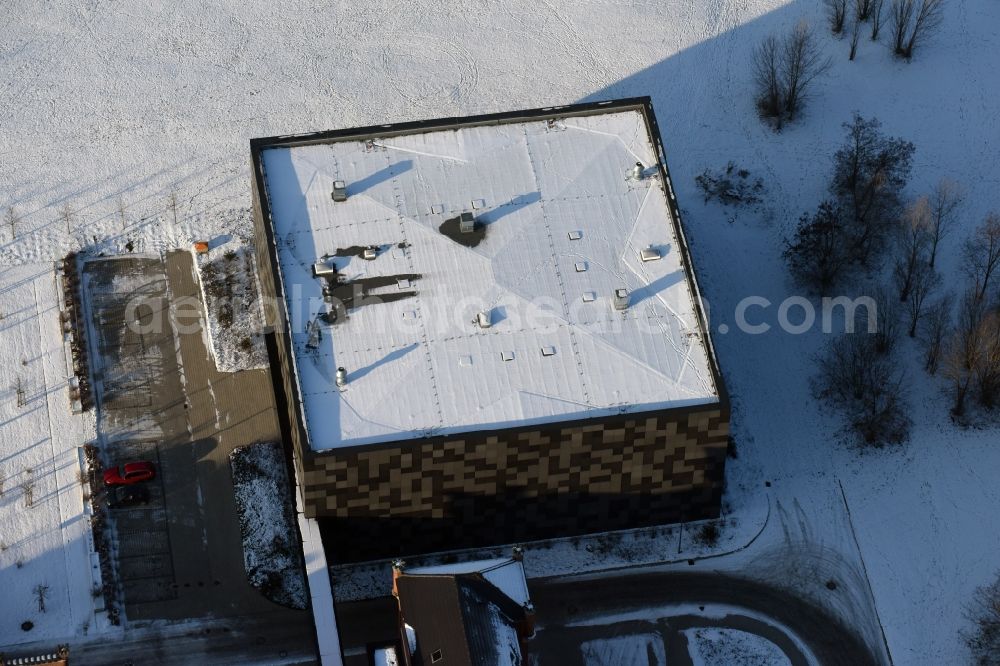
left=304, top=405, right=728, bottom=561
left=250, top=99, right=732, bottom=563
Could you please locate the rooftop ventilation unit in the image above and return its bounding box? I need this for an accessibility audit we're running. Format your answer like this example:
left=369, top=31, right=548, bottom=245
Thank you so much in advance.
left=331, top=180, right=347, bottom=202
left=613, top=288, right=630, bottom=311
left=336, top=367, right=347, bottom=387
left=640, top=245, right=661, bottom=262
left=313, top=259, right=336, bottom=278
left=306, top=319, right=322, bottom=349
left=632, top=162, right=644, bottom=180
left=459, top=212, right=476, bottom=234
left=477, top=311, right=492, bottom=329
left=362, top=245, right=378, bottom=260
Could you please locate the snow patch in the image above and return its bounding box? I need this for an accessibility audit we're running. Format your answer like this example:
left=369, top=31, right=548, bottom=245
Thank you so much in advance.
left=230, top=442, right=307, bottom=609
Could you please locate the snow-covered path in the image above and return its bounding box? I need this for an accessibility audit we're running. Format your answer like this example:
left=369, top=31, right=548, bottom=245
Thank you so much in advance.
left=3, top=1, right=1000, bottom=661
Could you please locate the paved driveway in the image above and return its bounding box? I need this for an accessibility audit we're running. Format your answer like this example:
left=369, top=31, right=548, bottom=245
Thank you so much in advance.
left=529, top=570, right=882, bottom=666
left=82, top=253, right=314, bottom=650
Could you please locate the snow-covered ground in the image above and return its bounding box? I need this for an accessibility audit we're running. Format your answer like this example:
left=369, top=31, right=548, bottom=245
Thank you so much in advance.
left=571, top=627, right=792, bottom=666
left=687, top=628, right=790, bottom=666
left=3, top=0, right=1000, bottom=661
left=0, top=264, right=100, bottom=646
left=192, top=241, right=267, bottom=373
left=230, top=442, right=306, bottom=609
left=332, top=491, right=769, bottom=601
left=580, top=634, right=666, bottom=666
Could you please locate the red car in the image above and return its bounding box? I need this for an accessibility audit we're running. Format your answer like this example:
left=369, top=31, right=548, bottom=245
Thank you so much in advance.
left=103, top=461, right=156, bottom=486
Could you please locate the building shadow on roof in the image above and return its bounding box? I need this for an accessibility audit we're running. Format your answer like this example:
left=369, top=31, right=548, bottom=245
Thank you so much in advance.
left=347, top=160, right=412, bottom=196
left=629, top=269, right=684, bottom=308
left=262, top=147, right=341, bottom=439
left=349, top=342, right=420, bottom=383
left=478, top=191, right=542, bottom=226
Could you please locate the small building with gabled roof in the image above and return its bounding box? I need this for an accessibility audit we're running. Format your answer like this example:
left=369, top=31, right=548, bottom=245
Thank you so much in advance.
left=390, top=554, right=533, bottom=666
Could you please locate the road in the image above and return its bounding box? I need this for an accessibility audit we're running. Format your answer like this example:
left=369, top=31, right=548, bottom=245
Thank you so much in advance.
left=529, top=570, right=882, bottom=666
left=4, top=615, right=317, bottom=666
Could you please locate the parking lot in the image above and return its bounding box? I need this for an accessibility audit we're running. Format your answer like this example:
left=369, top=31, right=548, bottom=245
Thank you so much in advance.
left=82, top=252, right=313, bottom=641
left=105, top=439, right=178, bottom=605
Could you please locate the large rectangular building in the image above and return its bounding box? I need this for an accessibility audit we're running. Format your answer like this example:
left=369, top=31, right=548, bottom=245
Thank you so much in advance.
left=250, top=98, right=729, bottom=562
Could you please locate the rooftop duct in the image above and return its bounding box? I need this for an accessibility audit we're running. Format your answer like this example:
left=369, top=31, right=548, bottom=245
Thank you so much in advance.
left=613, top=288, right=630, bottom=311
left=331, top=180, right=347, bottom=202
left=459, top=212, right=476, bottom=234
left=313, top=260, right=336, bottom=278
left=640, top=245, right=661, bottom=262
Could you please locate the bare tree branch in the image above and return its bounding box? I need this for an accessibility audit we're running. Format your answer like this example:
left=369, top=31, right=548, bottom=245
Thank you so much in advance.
left=964, top=212, right=1000, bottom=303
left=849, top=17, right=863, bottom=60
left=928, top=177, right=964, bottom=268
left=890, top=0, right=916, bottom=55
left=825, top=0, right=850, bottom=34
left=871, top=0, right=886, bottom=39
left=782, top=21, right=831, bottom=121
left=893, top=197, right=933, bottom=302
left=5, top=206, right=16, bottom=241
left=752, top=35, right=783, bottom=124
left=919, top=296, right=952, bottom=373
left=904, top=0, right=946, bottom=59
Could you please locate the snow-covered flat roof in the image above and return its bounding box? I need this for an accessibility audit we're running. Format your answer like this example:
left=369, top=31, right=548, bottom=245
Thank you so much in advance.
left=259, top=105, right=719, bottom=450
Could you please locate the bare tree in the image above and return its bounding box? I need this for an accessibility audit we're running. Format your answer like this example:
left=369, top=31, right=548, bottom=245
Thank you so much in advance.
left=943, top=290, right=988, bottom=416
left=826, top=0, right=850, bottom=33
left=21, top=477, right=35, bottom=509
left=752, top=35, right=784, bottom=123
left=0, top=467, right=5, bottom=497
left=906, top=263, right=941, bottom=337
left=890, top=0, right=916, bottom=55
left=15, top=377, right=26, bottom=407
left=5, top=206, right=16, bottom=241
left=34, top=583, right=49, bottom=613
left=919, top=296, right=952, bottom=373
left=849, top=18, right=863, bottom=60
left=814, top=331, right=911, bottom=447
left=927, top=178, right=964, bottom=268
left=891, top=0, right=946, bottom=59
left=784, top=201, right=851, bottom=294
left=59, top=202, right=74, bottom=235
left=972, top=312, right=1000, bottom=409
left=893, top=197, right=933, bottom=302
left=855, top=0, right=875, bottom=20
left=871, top=285, right=903, bottom=355
left=964, top=212, right=1000, bottom=303
left=116, top=197, right=128, bottom=232
left=871, top=0, right=886, bottom=39
left=903, top=0, right=946, bottom=59
left=831, top=113, right=915, bottom=265
left=167, top=189, right=180, bottom=229
left=966, top=574, right=1000, bottom=663
left=782, top=21, right=831, bottom=122
left=752, top=23, right=829, bottom=128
